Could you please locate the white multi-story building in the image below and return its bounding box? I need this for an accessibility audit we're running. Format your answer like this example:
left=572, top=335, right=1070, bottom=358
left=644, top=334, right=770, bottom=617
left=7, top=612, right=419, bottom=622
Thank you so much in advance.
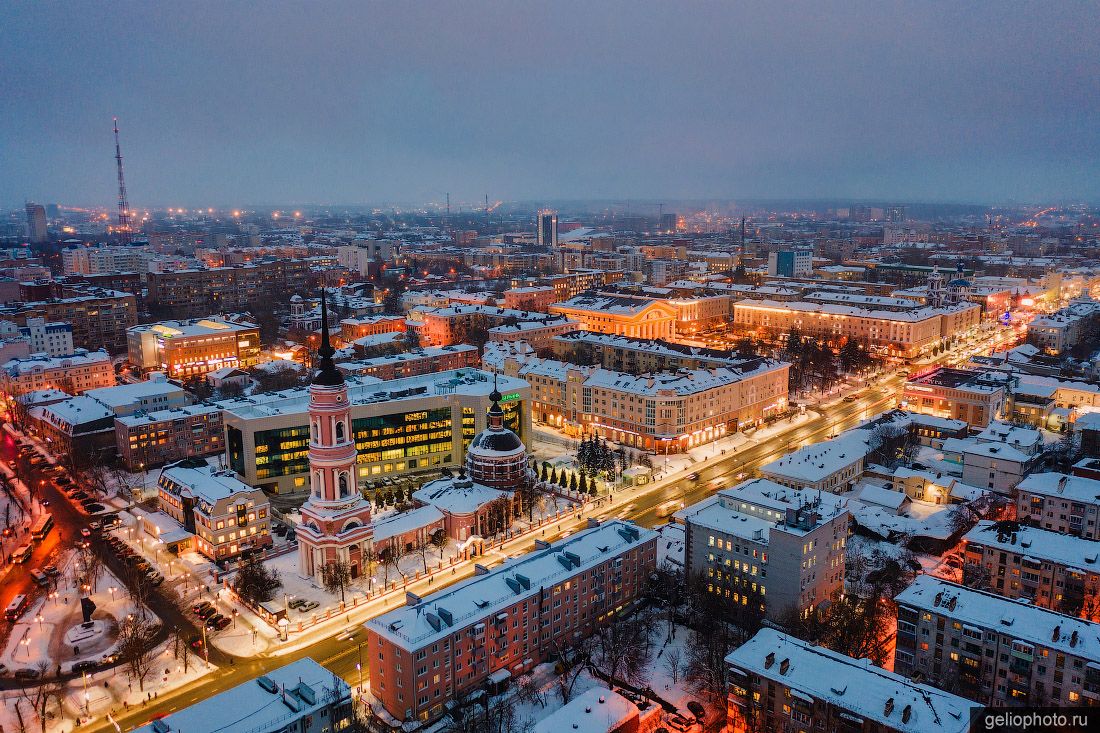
left=895, top=576, right=1100, bottom=707
left=760, top=430, right=873, bottom=493
left=16, top=318, right=73, bottom=357
left=1027, top=298, right=1100, bottom=354
left=336, top=238, right=398, bottom=274
left=681, top=478, right=848, bottom=621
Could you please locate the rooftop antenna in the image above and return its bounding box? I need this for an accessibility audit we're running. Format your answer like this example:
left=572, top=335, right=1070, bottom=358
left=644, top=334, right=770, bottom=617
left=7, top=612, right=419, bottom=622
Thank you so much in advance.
left=113, top=117, right=132, bottom=244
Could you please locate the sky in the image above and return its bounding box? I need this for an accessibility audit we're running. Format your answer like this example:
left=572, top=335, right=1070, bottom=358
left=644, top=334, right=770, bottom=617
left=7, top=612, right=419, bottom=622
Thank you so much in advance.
left=1, top=1, right=1099, bottom=208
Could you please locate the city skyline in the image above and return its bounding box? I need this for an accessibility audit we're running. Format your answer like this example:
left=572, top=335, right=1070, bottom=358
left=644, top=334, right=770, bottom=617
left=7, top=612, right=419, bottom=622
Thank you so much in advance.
left=2, top=1, right=1099, bottom=208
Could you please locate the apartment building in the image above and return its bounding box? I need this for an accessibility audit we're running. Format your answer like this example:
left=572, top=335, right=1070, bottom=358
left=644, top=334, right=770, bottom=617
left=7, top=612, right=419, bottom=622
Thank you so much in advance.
left=366, top=519, right=657, bottom=723
left=682, top=479, right=848, bottom=621
left=127, top=316, right=261, bottom=379
left=502, top=286, right=557, bottom=312
left=549, top=294, right=678, bottom=340
left=84, top=375, right=193, bottom=416
left=15, top=318, right=73, bottom=357
left=0, top=287, right=137, bottom=353
left=486, top=342, right=789, bottom=451
left=220, top=369, right=530, bottom=495
left=963, top=521, right=1100, bottom=620
left=1, top=349, right=115, bottom=395
left=412, top=304, right=571, bottom=347
left=337, top=345, right=479, bottom=381
left=939, top=436, right=1037, bottom=494
left=115, top=403, right=224, bottom=470
left=145, top=259, right=312, bottom=317
left=157, top=460, right=272, bottom=561
left=509, top=269, right=622, bottom=302
left=726, top=628, right=974, bottom=733
left=61, top=245, right=147, bottom=275
left=895, top=576, right=1100, bottom=707
left=902, top=367, right=1008, bottom=427
left=1016, top=473, right=1100, bottom=540
left=732, top=300, right=981, bottom=359
left=1026, top=299, right=1100, bottom=355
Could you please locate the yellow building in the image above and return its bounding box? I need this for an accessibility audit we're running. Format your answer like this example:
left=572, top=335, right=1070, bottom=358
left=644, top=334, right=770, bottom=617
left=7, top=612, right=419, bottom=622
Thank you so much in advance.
left=549, top=294, right=678, bottom=339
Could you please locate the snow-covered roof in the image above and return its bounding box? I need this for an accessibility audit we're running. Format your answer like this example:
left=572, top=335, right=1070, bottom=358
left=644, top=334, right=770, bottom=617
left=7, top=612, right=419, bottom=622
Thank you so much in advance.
left=941, top=437, right=1031, bottom=464
left=1074, top=412, right=1100, bottom=431
left=159, top=462, right=260, bottom=506
left=854, top=484, right=910, bottom=512
left=371, top=505, right=445, bottom=544
left=964, top=521, right=1100, bottom=571
left=1016, top=472, right=1100, bottom=505
left=115, top=402, right=222, bottom=427
left=682, top=478, right=848, bottom=541
left=37, top=396, right=114, bottom=428
left=84, top=379, right=184, bottom=410
left=2, top=348, right=110, bottom=376
left=413, top=476, right=511, bottom=516
left=727, top=629, right=973, bottom=733
left=532, top=687, right=637, bottom=733
left=897, top=576, right=1100, bottom=662
left=760, top=431, right=872, bottom=484
left=734, top=298, right=977, bottom=322
left=974, top=421, right=1042, bottom=452
left=367, top=520, right=656, bottom=649
left=550, top=294, right=672, bottom=316
left=220, top=369, right=525, bottom=420
left=128, top=315, right=257, bottom=338
left=130, top=658, right=349, bottom=733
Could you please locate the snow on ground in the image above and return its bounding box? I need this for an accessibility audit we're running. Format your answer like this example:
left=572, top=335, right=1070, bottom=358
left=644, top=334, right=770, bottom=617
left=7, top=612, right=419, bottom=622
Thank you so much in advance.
left=0, top=561, right=148, bottom=675
left=644, top=620, right=705, bottom=713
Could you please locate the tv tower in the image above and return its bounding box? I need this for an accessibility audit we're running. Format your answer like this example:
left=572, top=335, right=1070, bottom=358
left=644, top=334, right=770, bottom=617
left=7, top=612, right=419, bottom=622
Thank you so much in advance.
left=113, top=117, right=132, bottom=244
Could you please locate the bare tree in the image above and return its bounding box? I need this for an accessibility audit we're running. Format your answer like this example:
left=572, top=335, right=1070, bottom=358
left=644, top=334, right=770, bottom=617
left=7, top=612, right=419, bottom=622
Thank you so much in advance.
left=118, top=614, right=158, bottom=691
left=552, top=638, right=593, bottom=704
left=20, top=661, right=62, bottom=733
left=320, top=559, right=353, bottom=604
left=663, top=646, right=683, bottom=686
left=233, top=554, right=283, bottom=604
left=588, top=611, right=654, bottom=687
left=379, top=542, right=407, bottom=585
left=172, top=627, right=193, bottom=674
left=412, top=534, right=432, bottom=574
left=515, top=672, right=545, bottom=709
left=76, top=540, right=104, bottom=594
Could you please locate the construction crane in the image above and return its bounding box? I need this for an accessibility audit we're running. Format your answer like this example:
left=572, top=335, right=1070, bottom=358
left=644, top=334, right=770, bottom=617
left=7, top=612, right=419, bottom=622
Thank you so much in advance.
left=113, top=118, right=132, bottom=244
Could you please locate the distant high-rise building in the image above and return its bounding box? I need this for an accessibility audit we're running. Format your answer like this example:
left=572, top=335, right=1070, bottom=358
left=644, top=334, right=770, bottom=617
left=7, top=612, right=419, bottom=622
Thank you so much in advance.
left=659, top=212, right=678, bottom=233
left=536, top=209, right=558, bottom=247
left=45, top=203, right=60, bottom=219
left=24, top=203, right=47, bottom=243
left=885, top=205, right=907, bottom=223
left=767, top=249, right=813, bottom=278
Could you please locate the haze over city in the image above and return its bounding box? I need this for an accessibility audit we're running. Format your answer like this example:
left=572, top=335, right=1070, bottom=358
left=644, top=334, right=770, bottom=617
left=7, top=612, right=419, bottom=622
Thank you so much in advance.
left=3, top=0, right=1099, bottom=207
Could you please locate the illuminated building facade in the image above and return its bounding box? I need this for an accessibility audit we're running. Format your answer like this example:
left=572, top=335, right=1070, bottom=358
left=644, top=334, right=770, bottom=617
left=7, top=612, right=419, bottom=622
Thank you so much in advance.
left=549, top=294, right=678, bottom=340
left=127, top=315, right=261, bottom=378
left=220, top=369, right=530, bottom=495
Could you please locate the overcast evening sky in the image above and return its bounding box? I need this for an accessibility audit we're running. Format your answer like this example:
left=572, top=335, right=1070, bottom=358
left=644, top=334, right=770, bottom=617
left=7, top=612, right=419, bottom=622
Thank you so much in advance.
left=2, top=1, right=1099, bottom=208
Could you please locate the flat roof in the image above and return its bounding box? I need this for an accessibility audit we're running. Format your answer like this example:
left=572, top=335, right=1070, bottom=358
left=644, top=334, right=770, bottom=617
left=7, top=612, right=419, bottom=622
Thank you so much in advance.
left=128, top=316, right=257, bottom=338
left=367, top=520, right=656, bottom=649
left=159, top=463, right=258, bottom=505
left=219, top=369, right=526, bottom=421
left=131, top=658, right=349, bottom=733
left=115, top=402, right=222, bottom=427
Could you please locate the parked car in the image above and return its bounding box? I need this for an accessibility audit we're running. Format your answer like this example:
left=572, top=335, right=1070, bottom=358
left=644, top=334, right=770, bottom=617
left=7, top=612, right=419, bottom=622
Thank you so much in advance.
left=40, top=499, right=50, bottom=507
left=70, top=491, right=88, bottom=500
left=205, top=614, right=225, bottom=629
left=287, top=598, right=306, bottom=609
left=85, top=503, right=105, bottom=513
left=43, top=564, right=59, bottom=577
left=14, top=668, right=40, bottom=680
left=189, top=636, right=204, bottom=651
left=80, top=528, right=92, bottom=538
left=297, top=600, right=319, bottom=612
left=686, top=701, right=706, bottom=722
left=71, top=660, right=98, bottom=674
left=196, top=607, right=217, bottom=619
left=101, top=652, right=119, bottom=664
left=213, top=617, right=231, bottom=631
left=193, top=602, right=212, bottom=614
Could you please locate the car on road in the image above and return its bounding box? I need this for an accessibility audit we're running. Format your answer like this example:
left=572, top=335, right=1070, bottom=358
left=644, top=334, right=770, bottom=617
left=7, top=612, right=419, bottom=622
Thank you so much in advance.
left=843, top=395, right=857, bottom=402
left=70, top=660, right=98, bottom=674
left=40, top=499, right=49, bottom=506
left=13, top=668, right=40, bottom=680
left=80, top=528, right=92, bottom=538
left=55, top=476, right=71, bottom=486
left=189, top=637, right=204, bottom=651
left=101, top=652, right=119, bottom=664
left=43, top=564, right=59, bottom=576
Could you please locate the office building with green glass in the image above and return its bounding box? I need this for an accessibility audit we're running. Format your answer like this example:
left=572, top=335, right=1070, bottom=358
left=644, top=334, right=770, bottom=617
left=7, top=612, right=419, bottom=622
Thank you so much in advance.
left=219, top=369, right=530, bottom=496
